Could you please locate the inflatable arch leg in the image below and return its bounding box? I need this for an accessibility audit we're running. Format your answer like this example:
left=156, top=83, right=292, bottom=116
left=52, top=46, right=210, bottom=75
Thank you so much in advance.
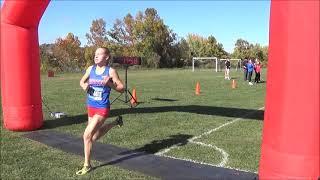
left=1, top=0, right=50, bottom=131
left=259, top=1, right=319, bottom=179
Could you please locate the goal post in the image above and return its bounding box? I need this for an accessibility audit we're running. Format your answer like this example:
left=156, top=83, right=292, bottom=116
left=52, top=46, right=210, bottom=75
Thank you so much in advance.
left=192, top=57, right=219, bottom=72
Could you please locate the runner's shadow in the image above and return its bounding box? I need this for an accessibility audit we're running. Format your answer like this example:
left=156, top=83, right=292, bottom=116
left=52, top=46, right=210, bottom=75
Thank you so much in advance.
left=92, top=134, right=192, bottom=170
left=120, top=133, right=192, bottom=154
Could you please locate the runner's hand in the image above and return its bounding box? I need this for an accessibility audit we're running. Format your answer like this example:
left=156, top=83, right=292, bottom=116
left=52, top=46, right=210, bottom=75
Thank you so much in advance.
left=102, top=76, right=113, bottom=87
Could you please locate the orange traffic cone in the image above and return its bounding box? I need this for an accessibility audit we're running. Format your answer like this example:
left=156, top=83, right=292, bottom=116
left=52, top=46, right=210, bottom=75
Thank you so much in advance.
left=195, top=82, right=200, bottom=95
left=130, top=88, right=138, bottom=105
left=232, top=79, right=237, bottom=89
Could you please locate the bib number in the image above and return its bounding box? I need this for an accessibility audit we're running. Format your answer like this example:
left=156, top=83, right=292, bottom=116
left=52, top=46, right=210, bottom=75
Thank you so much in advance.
left=90, top=87, right=103, bottom=101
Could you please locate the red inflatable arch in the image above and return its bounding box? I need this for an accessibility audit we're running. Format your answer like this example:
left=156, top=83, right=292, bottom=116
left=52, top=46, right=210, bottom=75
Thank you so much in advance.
left=0, top=0, right=318, bottom=179
left=1, top=0, right=50, bottom=130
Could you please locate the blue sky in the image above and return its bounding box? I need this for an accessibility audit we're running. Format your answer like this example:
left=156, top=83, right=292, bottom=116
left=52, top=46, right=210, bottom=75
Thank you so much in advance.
left=2, top=1, right=271, bottom=53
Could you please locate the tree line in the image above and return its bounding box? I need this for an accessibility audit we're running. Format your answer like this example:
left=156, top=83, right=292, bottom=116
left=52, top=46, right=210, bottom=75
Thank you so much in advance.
left=40, top=8, right=268, bottom=72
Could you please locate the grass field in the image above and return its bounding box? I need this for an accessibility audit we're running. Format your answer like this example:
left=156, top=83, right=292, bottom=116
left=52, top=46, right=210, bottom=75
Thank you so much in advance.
left=1, top=68, right=266, bottom=179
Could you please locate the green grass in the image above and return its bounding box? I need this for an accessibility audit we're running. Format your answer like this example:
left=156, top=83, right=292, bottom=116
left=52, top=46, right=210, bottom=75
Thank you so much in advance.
left=1, top=129, right=157, bottom=180
left=1, top=68, right=266, bottom=179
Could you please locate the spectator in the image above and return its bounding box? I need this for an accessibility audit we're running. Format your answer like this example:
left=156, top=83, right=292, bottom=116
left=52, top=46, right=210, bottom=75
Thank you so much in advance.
left=254, top=60, right=262, bottom=83
left=242, top=59, right=248, bottom=81
left=246, top=59, right=254, bottom=85
left=225, top=59, right=231, bottom=80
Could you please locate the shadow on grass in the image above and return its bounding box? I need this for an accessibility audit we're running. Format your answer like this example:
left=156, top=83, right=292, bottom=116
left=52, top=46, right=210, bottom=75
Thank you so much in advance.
left=151, top=98, right=178, bottom=102
left=92, top=133, right=192, bottom=170
left=120, top=133, right=192, bottom=154
left=257, top=80, right=266, bottom=84
left=42, top=115, right=87, bottom=129
left=43, top=105, right=264, bottom=129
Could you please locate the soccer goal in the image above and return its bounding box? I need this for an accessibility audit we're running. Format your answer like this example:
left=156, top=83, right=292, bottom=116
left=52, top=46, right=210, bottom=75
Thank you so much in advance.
left=218, top=59, right=242, bottom=72
left=192, top=57, right=219, bottom=72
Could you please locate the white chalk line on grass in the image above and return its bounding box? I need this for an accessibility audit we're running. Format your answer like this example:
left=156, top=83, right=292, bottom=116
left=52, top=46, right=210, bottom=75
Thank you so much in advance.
left=159, top=154, right=255, bottom=173
left=190, top=140, right=229, bottom=167
left=155, top=106, right=265, bottom=173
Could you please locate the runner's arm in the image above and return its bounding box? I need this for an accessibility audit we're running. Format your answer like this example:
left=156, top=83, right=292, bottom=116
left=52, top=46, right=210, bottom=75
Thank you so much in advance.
left=80, top=66, right=93, bottom=92
left=108, top=68, right=124, bottom=93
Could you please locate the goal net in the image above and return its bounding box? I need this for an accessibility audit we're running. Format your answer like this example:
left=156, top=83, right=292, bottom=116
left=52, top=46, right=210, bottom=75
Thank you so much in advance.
left=192, top=57, right=219, bottom=72
left=218, top=59, right=242, bottom=72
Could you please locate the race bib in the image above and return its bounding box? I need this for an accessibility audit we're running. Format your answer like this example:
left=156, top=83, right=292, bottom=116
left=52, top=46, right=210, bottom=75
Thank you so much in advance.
left=92, top=87, right=103, bottom=101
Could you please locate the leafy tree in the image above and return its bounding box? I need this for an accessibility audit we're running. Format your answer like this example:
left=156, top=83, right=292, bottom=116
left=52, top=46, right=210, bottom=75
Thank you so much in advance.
left=107, top=8, right=176, bottom=68
left=186, top=34, right=207, bottom=57
left=233, top=38, right=251, bottom=59
left=232, top=38, right=268, bottom=64
left=39, top=43, right=59, bottom=71
left=172, top=37, right=190, bottom=67
left=139, top=8, right=176, bottom=67
left=206, top=35, right=218, bottom=57
left=86, top=18, right=108, bottom=47
left=261, top=46, right=268, bottom=64
left=84, top=46, right=95, bottom=68
left=187, top=34, right=228, bottom=58
left=108, top=14, right=138, bottom=57
left=216, top=43, right=229, bottom=59
left=52, top=33, right=84, bottom=71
